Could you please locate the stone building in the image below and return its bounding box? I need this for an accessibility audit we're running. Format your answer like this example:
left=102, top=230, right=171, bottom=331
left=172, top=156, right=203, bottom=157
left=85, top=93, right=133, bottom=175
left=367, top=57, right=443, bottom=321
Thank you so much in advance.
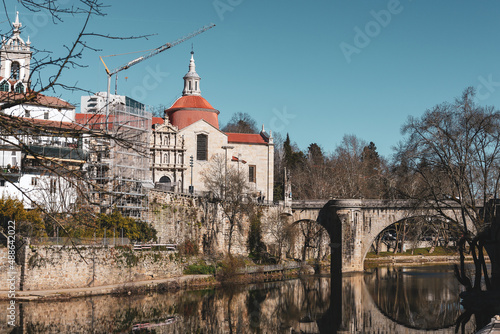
left=150, top=116, right=186, bottom=191
left=151, top=52, right=274, bottom=202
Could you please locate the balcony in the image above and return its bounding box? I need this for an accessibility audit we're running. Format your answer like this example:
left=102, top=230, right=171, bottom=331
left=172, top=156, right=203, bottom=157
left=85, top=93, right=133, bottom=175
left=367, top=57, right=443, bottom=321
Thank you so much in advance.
left=25, top=145, right=88, bottom=162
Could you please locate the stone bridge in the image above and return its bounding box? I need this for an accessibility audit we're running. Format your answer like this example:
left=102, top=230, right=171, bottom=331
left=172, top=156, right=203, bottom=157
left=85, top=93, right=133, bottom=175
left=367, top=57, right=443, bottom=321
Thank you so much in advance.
left=291, top=199, right=473, bottom=272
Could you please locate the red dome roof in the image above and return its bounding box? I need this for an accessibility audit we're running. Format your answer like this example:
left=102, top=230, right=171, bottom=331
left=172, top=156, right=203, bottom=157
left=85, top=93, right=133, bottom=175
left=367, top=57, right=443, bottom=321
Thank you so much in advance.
left=169, top=95, right=215, bottom=110
left=166, top=95, right=219, bottom=130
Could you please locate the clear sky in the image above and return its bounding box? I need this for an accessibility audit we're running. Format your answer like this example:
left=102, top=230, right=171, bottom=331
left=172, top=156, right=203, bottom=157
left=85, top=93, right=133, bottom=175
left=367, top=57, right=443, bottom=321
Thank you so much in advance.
left=5, top=0, right=500, bottom=159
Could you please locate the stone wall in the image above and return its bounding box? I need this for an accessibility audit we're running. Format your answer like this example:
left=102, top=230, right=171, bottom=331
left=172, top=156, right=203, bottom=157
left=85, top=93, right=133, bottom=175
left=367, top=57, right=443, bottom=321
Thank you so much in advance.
left=148, top=189, right=330, bottom=262
left=0, top=247, right=22, bottom=291
left=0, top=243, right=181, bottom=291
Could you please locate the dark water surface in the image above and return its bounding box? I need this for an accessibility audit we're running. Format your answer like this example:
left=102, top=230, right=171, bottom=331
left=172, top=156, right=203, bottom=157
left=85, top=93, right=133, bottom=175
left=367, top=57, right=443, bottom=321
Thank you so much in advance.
left=0, top=265, right=477, bottom=333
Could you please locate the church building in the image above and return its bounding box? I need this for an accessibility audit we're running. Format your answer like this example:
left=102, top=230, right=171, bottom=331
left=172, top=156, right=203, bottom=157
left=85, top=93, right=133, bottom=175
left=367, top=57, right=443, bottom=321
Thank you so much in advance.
left=151, top=52, right=274, bottom=202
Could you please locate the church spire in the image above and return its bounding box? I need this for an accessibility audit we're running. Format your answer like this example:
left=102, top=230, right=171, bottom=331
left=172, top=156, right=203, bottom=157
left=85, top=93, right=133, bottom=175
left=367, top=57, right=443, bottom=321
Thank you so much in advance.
left=182, top=51, right=201, bottom=96
left=0, top=11, right=32, bottom=86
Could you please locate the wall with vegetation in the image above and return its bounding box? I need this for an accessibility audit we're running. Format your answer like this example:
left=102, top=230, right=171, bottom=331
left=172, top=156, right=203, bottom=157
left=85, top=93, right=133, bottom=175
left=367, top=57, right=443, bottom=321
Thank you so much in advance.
left=18, top=244, right=181, bottom=291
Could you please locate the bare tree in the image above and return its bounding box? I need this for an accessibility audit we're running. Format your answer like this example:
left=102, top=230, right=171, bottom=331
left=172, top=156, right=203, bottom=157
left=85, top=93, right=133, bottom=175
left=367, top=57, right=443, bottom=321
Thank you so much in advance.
left=397, top=87, right=500, bottom=330
left=222, top=112, right=258, bottom=134
left=202, top=153, right=252, bottom=255
left=264, top=207, right=293, bottom=262
left=0, top=1, right=154, bottom=245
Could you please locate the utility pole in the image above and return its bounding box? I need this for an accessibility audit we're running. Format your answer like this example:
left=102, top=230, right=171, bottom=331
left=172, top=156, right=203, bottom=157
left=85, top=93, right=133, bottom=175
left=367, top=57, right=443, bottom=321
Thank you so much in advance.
left=221, top=145, right=234, bottom=198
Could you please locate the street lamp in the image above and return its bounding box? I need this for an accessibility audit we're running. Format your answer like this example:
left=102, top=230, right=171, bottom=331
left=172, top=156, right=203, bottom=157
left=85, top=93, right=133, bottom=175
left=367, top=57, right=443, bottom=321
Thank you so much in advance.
left=189, top=155, right=194, bottom=194
left=221, top=145, right=234, bottom=197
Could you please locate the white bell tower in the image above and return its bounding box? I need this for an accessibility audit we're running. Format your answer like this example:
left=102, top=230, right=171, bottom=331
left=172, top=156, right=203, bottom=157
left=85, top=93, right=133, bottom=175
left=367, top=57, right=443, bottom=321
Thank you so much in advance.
left=182, top=51, right=201, bottom=96
left=0, top=12, right=32, bottom=88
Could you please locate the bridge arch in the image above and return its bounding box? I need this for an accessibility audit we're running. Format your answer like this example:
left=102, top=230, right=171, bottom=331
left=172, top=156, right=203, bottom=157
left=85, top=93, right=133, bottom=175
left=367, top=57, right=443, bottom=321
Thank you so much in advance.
left=292, top=199, right=472, bottom=272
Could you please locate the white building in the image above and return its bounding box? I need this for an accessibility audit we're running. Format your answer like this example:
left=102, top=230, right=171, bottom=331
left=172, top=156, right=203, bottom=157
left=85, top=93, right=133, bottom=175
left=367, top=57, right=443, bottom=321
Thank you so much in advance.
left=0, top=13, right=85, bottom=211
left=151, top=52, right=274, bottom=202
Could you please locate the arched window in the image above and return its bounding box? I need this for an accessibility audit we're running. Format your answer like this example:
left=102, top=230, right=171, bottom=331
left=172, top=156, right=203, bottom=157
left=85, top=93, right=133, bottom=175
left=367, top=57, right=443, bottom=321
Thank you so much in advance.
left=189, top=81, right=192, bottom=90
left=164, top=135, right=169, bottom=146
left=0, top=81, right=9, bottom=92
left=195, top=81, right=198, bottom=91
left=159, top=176, right=171, bottom=184
left=163, top=153, right=169, bottom=164
left=14, top=82, right=24, bottom=93
left=197, top=134, right=208, bottom=161
left=11, top=62, right=20, bottom=80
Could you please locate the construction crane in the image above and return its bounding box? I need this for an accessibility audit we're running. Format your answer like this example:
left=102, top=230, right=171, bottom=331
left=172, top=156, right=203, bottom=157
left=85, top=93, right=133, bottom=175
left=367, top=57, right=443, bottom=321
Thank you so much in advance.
left=99, top=23, right=215, bottom=123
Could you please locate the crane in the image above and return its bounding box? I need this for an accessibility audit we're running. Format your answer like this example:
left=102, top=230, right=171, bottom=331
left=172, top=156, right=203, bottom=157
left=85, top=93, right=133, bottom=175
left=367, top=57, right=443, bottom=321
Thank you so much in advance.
left=99, top=23, right=215, bottom=123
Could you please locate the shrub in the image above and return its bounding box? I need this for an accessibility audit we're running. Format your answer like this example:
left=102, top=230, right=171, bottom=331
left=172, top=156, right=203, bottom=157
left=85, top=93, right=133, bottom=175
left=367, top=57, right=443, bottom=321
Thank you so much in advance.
left=178, top=239, right=199, bottom=256
left=216, top=255, right=246, bottom=284
left=184, top=262, right=215, bottom=275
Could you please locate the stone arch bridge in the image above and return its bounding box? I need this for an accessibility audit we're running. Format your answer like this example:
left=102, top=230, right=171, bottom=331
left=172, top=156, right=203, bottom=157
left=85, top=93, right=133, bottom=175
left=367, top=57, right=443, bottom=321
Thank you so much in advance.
left=291, top=199, right=473, bottom=272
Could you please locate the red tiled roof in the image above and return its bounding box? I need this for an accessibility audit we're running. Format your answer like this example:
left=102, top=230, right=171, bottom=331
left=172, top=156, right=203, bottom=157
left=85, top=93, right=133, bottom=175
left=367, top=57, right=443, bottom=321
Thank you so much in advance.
left=152, top=117, right=164, bottom=125
left=23, top=117, right=86, bottom=131
left=226, top=133, right=269, bottom=145
left=167, top=95, right=215, bottom=110
left=0, top=114, right=86, bottom=132
left=75, top=113, right=111, bottom=130
left=0, top=86, right=74, bottom=109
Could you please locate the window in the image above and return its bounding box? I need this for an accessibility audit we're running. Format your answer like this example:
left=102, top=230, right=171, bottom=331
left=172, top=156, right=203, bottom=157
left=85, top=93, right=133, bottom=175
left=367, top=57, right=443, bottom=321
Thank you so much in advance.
left=44, top=111, right=49, bottom=120
left=24, top=110, right=30, bottom=117
left=50, top=179, right=57, bottom=194
left=197, top=134, right=208, bottom=161
left=195, top=81, right=198, bottom=91
left=249, top=165, right=256, bottom=183
left=31, top=177, right=38, bottom=186
left=0, top=81, right=9, bottom=92
left=11, top=62, right=20, bottom=80
left=189, top=81, right=192, bottom=90
left=14, top=82, right=24, bottom=93
left=0, top=180, right=5, bottom=187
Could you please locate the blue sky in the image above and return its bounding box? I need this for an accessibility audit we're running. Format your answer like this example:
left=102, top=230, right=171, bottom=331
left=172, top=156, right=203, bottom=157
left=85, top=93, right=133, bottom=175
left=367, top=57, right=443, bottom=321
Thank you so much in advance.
left=5, top=1, right=500, bottom=158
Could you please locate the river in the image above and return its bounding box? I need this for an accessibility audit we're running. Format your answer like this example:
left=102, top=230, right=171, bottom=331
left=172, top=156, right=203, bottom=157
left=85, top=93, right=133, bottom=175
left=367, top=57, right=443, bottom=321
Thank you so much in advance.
left=0, top=264, right=478, bottom=333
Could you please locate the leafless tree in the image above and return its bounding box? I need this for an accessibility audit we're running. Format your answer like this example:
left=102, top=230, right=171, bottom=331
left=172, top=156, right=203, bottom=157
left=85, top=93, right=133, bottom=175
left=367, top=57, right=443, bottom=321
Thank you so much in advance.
left=397, top=87, right=500, bottom=330
left=264, top=207, right=293, bottom=262
left=201, top=153, right=252, bottom=255
left=0, top=1, right=153, bottom=243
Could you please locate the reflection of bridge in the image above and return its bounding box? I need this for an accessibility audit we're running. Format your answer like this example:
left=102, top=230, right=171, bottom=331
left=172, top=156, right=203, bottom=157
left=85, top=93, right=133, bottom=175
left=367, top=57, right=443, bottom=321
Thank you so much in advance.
left=291, top=199, right=472, bottom=272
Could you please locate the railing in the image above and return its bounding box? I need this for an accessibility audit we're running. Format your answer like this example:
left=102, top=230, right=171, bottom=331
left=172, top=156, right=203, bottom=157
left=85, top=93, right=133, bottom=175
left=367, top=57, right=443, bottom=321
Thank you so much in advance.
left=26, top=145, right=88, bottom=161
left=133, top=243, right=177, bottom=251
left=238, top=261, right=301, bottom=275
left=30, top=237, right=131, bottom=246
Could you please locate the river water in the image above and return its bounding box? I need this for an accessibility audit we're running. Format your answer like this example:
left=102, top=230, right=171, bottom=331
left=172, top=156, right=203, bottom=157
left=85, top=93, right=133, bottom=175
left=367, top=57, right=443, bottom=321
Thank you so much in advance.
left=0, top=264, right=478, bottom=333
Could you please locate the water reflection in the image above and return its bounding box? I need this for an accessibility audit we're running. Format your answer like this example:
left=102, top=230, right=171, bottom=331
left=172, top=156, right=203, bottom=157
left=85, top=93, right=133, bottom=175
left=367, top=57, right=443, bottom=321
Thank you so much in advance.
left=0, top=265, right=476, bottom=333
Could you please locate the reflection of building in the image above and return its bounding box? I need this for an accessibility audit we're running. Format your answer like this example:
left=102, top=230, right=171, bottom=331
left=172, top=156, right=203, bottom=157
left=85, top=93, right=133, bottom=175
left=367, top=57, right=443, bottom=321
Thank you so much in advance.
left=76, top=96, right=152, bottom=220
left=0, top=13, right=85, bottom=211
left=151, top=52, right=274, bottom=201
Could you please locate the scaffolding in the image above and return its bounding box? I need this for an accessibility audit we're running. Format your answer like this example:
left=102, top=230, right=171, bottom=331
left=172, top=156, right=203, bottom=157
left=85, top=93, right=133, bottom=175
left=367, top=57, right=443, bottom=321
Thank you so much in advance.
left=87, top=96, right=152, bottom=221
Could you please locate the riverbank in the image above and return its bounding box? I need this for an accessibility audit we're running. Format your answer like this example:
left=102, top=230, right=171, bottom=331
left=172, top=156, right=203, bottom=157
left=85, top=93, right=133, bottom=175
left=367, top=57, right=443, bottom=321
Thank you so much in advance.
left=0, top=274, right=214, bottom=301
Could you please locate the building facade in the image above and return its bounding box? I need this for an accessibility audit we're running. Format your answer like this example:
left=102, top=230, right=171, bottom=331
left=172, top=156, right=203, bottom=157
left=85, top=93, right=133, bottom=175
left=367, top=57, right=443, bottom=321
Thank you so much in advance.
left=0, top=13, right=85, bottom=211
left=151, top=52, right=274, bottom=202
